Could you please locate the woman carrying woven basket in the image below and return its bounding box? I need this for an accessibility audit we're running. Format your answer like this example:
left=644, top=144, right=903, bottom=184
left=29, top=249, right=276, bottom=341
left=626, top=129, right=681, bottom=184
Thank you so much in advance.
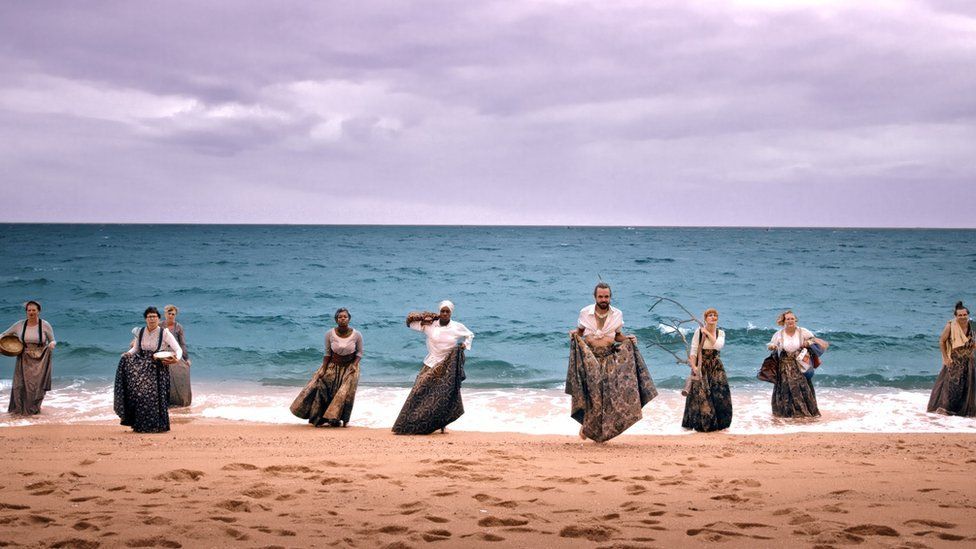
left=1, top=300, right=56, bottom=415
left=766, top=310, right=820, bottom=418
left=113, top=307, right=181, bottom=433
left=290, top=308, right=363, bottom=427
left=392, top=300, right=473, bottom=435
left=682, top=308, right=733, bottom=432
left=928, top=301, right=976, bottom=416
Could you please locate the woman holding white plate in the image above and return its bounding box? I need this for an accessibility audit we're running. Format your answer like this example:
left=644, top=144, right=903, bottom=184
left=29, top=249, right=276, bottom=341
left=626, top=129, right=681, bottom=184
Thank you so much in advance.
left=113, top=307, right=182, bottom=433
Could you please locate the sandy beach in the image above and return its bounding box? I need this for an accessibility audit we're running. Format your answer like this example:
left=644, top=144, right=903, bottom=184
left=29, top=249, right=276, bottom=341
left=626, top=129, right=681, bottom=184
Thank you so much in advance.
left=1, top=423, right=974, bottom=548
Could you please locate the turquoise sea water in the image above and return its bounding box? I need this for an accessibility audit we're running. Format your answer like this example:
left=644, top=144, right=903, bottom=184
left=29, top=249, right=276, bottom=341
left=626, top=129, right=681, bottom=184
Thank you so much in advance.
left=1, top=224, right=974, bottom=433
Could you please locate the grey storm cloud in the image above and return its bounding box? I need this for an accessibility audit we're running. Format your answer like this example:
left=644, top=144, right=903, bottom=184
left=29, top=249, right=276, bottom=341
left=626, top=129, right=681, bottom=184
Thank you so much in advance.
left=0, top=0, right=974, bottom=226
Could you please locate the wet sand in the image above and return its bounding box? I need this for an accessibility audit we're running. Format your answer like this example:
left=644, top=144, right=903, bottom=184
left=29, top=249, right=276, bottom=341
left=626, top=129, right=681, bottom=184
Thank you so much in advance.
left=1, top=423, right=974, bottom=548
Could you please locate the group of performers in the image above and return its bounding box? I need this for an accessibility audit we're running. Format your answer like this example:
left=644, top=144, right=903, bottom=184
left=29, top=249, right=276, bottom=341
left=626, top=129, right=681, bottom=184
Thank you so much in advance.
left=2, top=290, right=974, bottom=441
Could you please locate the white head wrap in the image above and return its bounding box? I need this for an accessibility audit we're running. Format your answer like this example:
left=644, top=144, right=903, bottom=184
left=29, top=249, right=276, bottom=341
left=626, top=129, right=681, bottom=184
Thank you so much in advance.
left=438, top=300, right=455, bottom=313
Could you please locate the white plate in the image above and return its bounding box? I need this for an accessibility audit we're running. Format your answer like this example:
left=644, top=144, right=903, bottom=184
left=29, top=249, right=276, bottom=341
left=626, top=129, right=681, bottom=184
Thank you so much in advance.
left=153, top=351, right=175, bottom=360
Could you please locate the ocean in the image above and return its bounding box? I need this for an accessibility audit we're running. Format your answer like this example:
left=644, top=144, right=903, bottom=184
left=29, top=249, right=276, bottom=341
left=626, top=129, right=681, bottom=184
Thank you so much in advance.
left=1, top=224, right=974, bottom=434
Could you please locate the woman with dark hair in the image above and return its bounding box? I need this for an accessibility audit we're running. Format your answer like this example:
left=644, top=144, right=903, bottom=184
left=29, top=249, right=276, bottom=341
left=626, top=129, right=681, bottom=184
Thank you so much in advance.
left=766, top=310, right=821, bottom=418
left=928, top=301, right=976, bottom=416
left=113, top=307, right=182, bottom=433
left=682, top=308, right=733, bottom=432
left=290, top=308, right=362, bottom=427
left=2, top=300, right=56, bottom=415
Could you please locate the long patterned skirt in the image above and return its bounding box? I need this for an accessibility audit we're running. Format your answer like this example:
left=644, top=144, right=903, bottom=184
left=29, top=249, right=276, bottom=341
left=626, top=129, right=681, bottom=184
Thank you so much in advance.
left=927, top=344, right=976, bottom=417
left=771, top=351, right=820, bottom=418
left=682, top=349, right=733, bottom=432
left=168, top=359, right=192, bottom=408
left=8, top=343, right=53, bottom=416
left=113, top=352, right=170, bottom=433
left=392, top=347, right=466, bottom=435
left=565, top=337, right=658, bottom=442
left=290, top=354, right=360, bottom=426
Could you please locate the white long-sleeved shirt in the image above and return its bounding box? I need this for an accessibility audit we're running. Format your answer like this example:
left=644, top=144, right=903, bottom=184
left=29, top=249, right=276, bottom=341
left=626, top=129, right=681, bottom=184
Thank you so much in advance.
left=577, top=304, right=624, bottom=339
left=689, top=327, right=725, bottom=357
left=127, top=326, right=183, bottom=360
left=409, top=320, right=473, bottom=367
left=768, top=327, right=815, bottom=353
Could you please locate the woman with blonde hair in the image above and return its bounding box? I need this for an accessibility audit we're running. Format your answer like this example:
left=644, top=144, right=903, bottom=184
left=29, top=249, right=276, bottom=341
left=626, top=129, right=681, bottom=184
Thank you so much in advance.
left=163, top=305, right=192, bottom=407
left=766, top=310, right=820, bottom=418
left=682, top=308, right=733, bottom=431
left=927, top=301, right=975, bottom=416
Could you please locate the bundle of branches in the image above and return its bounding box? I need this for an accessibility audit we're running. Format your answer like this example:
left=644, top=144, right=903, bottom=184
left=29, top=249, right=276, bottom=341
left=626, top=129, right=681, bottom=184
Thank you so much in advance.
left=645, top=296, right=701, bottom=365
left=405, top=311, right=439, bottom=326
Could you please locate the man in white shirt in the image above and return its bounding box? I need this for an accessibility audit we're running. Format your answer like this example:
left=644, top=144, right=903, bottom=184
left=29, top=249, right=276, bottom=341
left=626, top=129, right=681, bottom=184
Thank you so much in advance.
left=575, top=282, right=637, bottom=348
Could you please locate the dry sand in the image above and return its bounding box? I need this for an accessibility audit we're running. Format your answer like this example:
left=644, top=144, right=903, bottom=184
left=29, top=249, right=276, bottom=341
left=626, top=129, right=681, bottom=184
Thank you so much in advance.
left=1, top=422, right=974, bottom=548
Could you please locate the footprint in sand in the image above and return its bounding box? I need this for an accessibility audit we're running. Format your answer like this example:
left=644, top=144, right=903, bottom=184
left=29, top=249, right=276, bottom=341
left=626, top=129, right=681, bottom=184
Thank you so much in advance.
left=209, top=516, right=237, bottom=523
left=153, top=470, right=203, bottom=482
left=214, top=500, right=253, bottom=513
left=25, top=480, right=59, bottom=495
left=477, top=517, right=528, bottom=527
left=711, top=494, right=748, bottom=503
left=422, top=529, right=452, bottom=542
left=378, top=525, right=410, bottom=534
left=49, top=539, right=100, bottom=549
left=262, top=465, right=315, bottom=475
left=242, top=485, right=275, bottom=499
left=0, top=502, right=30, bottom=511
left=222, top=527, right=249, bottom=541
left=844, top=524, right=899, bottom=537
left=142, top=516, right=171, bottom=526
left=123, top=536, right=182, bottom=548
left=221, top=463, right=259, bottom=471
left=904, top=519, right=957, bottom=529
left=558, top=524, right=618, bottom=542
left=425, top=516, right=450, bottom=524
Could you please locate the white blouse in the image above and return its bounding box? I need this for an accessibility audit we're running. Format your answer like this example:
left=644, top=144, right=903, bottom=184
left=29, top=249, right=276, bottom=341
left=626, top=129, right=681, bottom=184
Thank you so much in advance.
left=409, top=320, right=474, bottom=367
left=769, top=327, right=815, bottom=353
left=689, top=327, right=725, bottom=357
left=326, top=328, right=363, bottom=358
left=2, top=320, right=56, bottom=345
left=577, top=304, right=624, bottom=339
left=127, top=326, right=183, bottom=360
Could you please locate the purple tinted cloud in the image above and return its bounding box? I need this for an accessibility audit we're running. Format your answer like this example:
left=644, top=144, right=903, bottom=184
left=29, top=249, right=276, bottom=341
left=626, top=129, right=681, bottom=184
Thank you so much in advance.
left=0, top=1, right=973, bottom=226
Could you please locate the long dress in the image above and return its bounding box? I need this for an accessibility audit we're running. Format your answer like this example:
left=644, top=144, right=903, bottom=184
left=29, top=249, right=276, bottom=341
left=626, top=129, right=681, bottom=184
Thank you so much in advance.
left=565, top=335, right=658, bottom=442
left=3, top=320, right=55, bottom=415
left=682, top=348, right=733, bottom=432
left=290, top=329, right=362, bottom=426
left=927, top=322, right=976, bottom=416
left=771, top=350, right=820, bottom=418
left=392, top=346, right=466, bottom=435
left=167, top=322, right=192, bottom=408
left=114, top=328, right=172, bottom=433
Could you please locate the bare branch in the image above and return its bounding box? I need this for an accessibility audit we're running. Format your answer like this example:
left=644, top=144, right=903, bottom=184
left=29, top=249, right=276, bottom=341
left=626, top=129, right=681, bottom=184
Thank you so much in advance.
left=644, top=295, right=703, bottom=365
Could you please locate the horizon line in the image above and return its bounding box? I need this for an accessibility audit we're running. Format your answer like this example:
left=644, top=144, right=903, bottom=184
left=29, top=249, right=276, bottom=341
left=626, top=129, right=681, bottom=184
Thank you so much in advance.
left=1, top=221, right=975, bottom=230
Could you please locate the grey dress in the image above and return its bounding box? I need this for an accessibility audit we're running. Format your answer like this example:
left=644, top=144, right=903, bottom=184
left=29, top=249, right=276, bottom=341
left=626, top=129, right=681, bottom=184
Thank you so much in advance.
left=166, top=322, right=192, bottom=407
left=2, top=319, right=56, bottom=415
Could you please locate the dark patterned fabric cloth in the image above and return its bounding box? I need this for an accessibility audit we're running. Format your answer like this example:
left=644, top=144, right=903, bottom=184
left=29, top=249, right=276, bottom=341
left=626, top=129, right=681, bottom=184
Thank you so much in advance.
left=290, top=353, right=360, bottom=426
left=682, top=349, right=733, bottom=432
left=168, top=358, right=192, bottom=408
left=771, top=351, right=820, bottom=418
left=7, top=343, right=53, bottom=415
left=114, top=351, right=171, bottom=433
left=565, top=336, right=658, bottom=442
left=927, top=341, right=976, bottom=417
left=392, top=346, right=466, bottom=435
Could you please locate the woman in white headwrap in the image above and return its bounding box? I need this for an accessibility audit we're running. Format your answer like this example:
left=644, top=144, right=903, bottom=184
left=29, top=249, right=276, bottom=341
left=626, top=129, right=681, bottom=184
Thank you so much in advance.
left=928, top=301, right=975, bottom=416
left=392, top=300, right=473, bottom=435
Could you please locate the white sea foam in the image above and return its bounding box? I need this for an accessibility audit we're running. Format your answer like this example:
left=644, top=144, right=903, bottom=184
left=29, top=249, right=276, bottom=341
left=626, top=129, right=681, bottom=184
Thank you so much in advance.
left=3, top=380, right=975, bottom=435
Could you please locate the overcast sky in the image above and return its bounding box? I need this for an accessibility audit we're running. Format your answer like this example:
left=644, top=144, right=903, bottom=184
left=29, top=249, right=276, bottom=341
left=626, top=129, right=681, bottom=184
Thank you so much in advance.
left=1, top=0, right=974, bottom=226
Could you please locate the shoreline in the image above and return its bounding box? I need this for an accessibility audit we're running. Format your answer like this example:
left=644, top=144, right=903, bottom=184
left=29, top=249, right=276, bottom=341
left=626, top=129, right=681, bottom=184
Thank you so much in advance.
left=1, top=425, right=974, bottom=547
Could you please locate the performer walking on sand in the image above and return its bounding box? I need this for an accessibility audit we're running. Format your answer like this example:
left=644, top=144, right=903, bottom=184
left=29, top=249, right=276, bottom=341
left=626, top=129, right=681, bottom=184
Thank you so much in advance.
left=291, top=308, right=363, bottom=427
left=392, top=300, right=473, bottom=435
left=1, top=300, right=56, bottom=415
left=114, top=307, right=182, bottom=433
left=928, top=301, right=976, bottom=417
left=566, top=282, right=657, bottom=442
left=163, top=305, right=192, bottom=408
left=766, top=310, right=821, bottom=418
left=682, top=308, right=733, bottom=432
